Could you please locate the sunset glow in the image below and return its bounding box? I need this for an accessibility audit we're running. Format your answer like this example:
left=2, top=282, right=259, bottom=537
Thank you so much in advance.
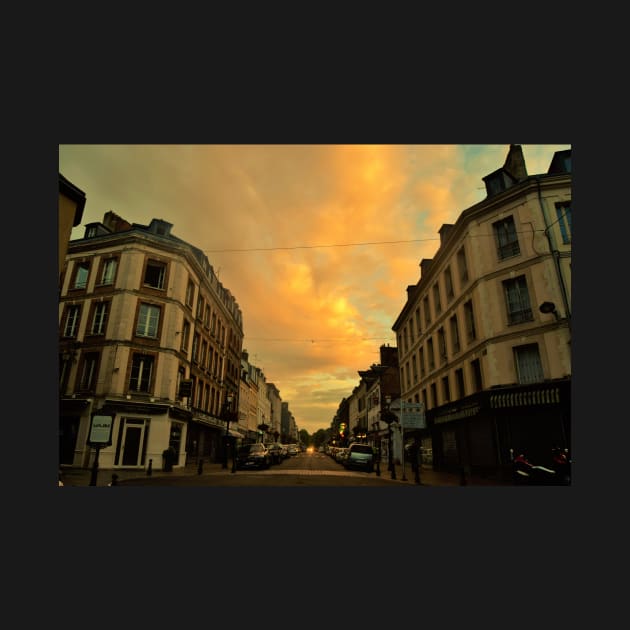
left=59, top=144, right=570, bottom=434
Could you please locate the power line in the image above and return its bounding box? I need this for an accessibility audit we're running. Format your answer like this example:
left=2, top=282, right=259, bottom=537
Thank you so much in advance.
left=203, top=228, right=556, bottom=254
left=204, top=238, right=439, bottom=253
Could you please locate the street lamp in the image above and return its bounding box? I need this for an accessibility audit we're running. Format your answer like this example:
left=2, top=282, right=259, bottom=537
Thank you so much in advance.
left=222, top=392, right=234, bottom=470
left=383, top=395, right=397, bottom=480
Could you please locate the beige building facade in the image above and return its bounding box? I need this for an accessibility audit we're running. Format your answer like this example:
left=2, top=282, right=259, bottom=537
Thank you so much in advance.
left=392, top=145, right=571, bottom=477
left=59, top=212, right=244, bottom=471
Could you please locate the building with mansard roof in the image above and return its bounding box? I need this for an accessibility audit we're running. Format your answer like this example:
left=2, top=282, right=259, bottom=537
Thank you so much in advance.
left=59, top=209, right=244, bottom=471
left=392, top=145, right=571, bottom=478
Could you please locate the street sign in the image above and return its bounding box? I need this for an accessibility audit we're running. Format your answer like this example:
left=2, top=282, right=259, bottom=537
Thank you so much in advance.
left=88, top=414, right=114, bottom=446
left=400, top=403, right=426, bottom=429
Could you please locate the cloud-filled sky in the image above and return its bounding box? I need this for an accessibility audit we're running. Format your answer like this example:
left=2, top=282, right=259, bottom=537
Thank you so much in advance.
left=59, top=144, right=570, bottom=435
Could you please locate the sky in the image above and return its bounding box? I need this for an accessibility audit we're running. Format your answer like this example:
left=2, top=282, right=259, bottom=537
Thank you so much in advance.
left=58, top=144, right=570, bottom=436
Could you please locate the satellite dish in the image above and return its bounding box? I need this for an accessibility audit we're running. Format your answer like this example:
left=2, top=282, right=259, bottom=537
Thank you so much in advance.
left=539, top=301, right=557, bottom=314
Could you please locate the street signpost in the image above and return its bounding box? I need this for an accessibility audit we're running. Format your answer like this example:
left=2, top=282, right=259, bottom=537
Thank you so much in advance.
left=87, top=414, right=114, bottom=486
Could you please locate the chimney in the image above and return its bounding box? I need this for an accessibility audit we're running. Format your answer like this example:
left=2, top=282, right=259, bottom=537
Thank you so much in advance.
left=439, top=224, right=454, bottom=246
left=503, top=144, right=528, bottom=181
left=419, top=258, right=433, bottom=278
left=102, top=211, right=132, bottom=233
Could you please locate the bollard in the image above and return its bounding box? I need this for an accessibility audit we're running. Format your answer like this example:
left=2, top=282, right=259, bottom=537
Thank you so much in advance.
left=460, top=466, right=467, bottom=486
left=198, top=458, right=203, bottom=475
left=147, top=459, right=153, bottom=476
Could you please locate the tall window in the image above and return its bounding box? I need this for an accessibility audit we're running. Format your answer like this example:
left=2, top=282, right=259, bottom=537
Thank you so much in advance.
left=455, top=368, right=465, bottom=399
left=442, top=375, right=451, bottom=402
left=415, top=307, right=421, bottom=337
left=192, top=332, right=200, bottom=363
left=186, top=280, right=195, bottom=308
left=136, top=303, right=160, bottom=338
left=204, top=304, right=211, bottom=328
left=144, top=260, right=166, bottom=289
left=503, top=275, right=533, bottom=325
left=79, top=352, right=99, bottom=391
left=450, top=314, right=460, bottom=354
left=423, top=296, right=431, bottom=327
left=444, top=266, right=454, bottom=301
left=556, top=202, right=572, bottom=244
left=90, top=302, right=108, bottom=335
left=181, top=320, right=190, bottom=353
left=457, top=246, right=469, bottom=285
left=493, top=216, right=520, bottom=260
left=432, top=283, right=442, bottom=316
left=514, top=343, right=544, bottom=384
left=427, top=337, right=435, bottom=371
left=419, top=346, right=426, bottom=378
left=412, top=355, right=418, bottom=384
left=437, top=327, right=447, bottom=364
left=464, top=300, right=477, bottom=342
left=470, top=359, right=483, bottom=392
left=129, top=354, right=154, bottom=392
left=99, top=258, right=117, bottom=285
left=72, top=261, right=90, bottom=289
left=63, top=305, right=81, bottom=337
left=430, top=383, right=438, bottom=408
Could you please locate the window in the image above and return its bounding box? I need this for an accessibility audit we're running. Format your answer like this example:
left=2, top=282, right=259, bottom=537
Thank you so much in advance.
left=433, top=283, right=442, bottom=315
left=136, top=303, right=160, bottom=338
left=442, top=375, right=451, bottom=402
left=419, top=346, right=426, bottom=378
left=90, top=302, right=109, bottom=335
left=78, top=352, right=99, bottom=391
left=450, top=315, right=460, bottom=354
left=197, top=296, right=205, bottom=320
left=415, top=307, right=421, bottom=337
left=427, top=338, right=435, bottom=371
left=464, top=300, right=477, bottom=342
left=503, top=275, right=533, bottom=325
left=556, top=202, right=572, bottom=244
left=457, top=247, right=468, bottom=285
left=430, top=383, right=438, bottom=408
left=406, top=361, right=411, bottom=388
left=423, top=296, right=431, bottom=327
left=201, top=340, right=208, bottom=369
left=493, top=216, right=520, bottom=260
left=412, top=354, right=418, bottom=383
left=144, top=260, right=166, bottom=289
left=514, top=344, right=544, bottom=384
left=192, top=332, right=200, bottom=363
left=455, top=368, right=465, bottom=399
left=470, top=359, right=483, bottom=392
left=179, top=320, right=190, bottom=353
left=99, top=258, right=117, bottom=285
left=204, top=304, right=211, bottom=328
left=437, top=327, right=447, bottom=364
left=129, top=354, right=154, bottom=392
left=421, top=389, right=428, bottom=410
left=444, top=266, right=454, bottom=300
left=63, top=305, right=81, bottom=337
left=409, top=321, right=414, bottom=345
left=186, top=280, right=195, bottom=308
left=72, top=261, right=90, bottom=290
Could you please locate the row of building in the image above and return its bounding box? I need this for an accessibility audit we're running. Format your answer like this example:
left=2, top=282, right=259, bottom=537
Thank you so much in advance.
left=328, top=145, right=571, bottom=479
left=58, top=190, right=300, bottom=472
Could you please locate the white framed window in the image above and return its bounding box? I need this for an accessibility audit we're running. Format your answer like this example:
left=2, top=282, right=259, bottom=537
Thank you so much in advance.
left=100, top=258, right=117, bottom=285
left=63, top=305, right=81, bottom=337
left=503, top=275, right=533, bottom=325
left=136, top=304, right=160, bottom=338
left=129, top=354, right=154, bottom=392
left=514, top=344, right=544, bottom=384
left=91, top=302, right=108, bottom=335
left=493, top=216, right=520, bottom=260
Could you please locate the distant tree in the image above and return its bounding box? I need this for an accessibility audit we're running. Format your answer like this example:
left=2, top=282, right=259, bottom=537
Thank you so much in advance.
left=299, top=428, right=310, bottom=446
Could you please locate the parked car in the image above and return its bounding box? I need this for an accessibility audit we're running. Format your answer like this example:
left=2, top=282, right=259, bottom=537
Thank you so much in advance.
left=343, top=443, right=374, bottom=472
left=265, top=442, right=285, bottom=464
left=334, top=447, right=349, bottom=463
left=236, top=443, right=271, bottom=470
left=287, top=444, right=299, bottom=457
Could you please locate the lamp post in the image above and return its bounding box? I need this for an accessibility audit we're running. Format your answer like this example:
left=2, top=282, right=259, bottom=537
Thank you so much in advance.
left=383, top=395, right=396, bottom=480
left=222, top=392, right=234, bottom=470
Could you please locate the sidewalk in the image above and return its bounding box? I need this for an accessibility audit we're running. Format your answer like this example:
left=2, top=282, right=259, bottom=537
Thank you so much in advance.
left=58, top=459, right=512, bottom=487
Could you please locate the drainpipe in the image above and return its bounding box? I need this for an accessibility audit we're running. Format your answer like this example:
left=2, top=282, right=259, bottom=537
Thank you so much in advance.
left=536, top=176, right=571, bottom=334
